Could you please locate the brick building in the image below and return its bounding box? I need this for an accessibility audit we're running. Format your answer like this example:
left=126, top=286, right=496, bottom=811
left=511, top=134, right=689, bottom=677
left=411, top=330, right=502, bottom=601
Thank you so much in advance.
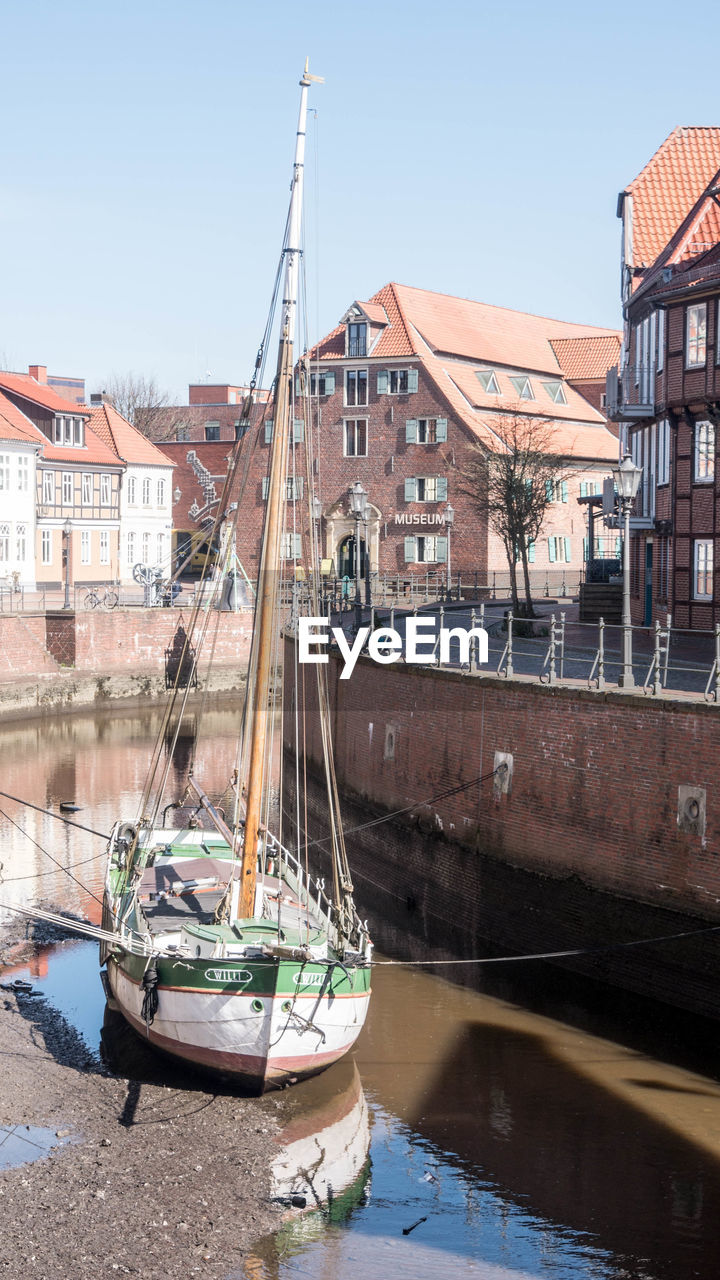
left=606, top=127, right=720, bottom=628
left=161, top=283, right=621, bottom=590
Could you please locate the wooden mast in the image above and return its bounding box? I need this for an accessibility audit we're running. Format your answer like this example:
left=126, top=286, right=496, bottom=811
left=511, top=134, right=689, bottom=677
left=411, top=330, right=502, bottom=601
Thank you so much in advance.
left=237, top=62, right=322, bottom=920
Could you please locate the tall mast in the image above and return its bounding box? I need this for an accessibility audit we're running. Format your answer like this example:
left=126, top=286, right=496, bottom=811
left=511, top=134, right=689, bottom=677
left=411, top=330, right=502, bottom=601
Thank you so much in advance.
left=237, top=62, right=322, bottom=919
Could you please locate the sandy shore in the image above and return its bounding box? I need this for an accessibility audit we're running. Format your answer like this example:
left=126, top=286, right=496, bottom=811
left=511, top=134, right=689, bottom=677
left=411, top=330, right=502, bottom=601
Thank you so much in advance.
left=0, top=928, right=284, bottom=1280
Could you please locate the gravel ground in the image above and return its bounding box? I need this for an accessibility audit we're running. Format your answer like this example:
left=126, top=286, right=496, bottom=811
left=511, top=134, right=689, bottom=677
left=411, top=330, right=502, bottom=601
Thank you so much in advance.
left=0, top=923, right=285, bottom=1280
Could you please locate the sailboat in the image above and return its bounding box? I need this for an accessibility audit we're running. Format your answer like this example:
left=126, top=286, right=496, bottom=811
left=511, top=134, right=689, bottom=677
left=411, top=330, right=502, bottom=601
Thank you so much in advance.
left=99, top=63, right=373, bottom=1091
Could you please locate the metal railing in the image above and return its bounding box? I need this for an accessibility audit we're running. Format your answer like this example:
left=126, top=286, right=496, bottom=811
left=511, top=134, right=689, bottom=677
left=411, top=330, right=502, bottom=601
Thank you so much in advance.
left=605, top=364, right=656, bottom=420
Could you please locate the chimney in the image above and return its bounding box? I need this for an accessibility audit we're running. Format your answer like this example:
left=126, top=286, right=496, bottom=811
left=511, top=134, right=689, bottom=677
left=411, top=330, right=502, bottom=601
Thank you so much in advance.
left=29, top=364, right=47, bottom=383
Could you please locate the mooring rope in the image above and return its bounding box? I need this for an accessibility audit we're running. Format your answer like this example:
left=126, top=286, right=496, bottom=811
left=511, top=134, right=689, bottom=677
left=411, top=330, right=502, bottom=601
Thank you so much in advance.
left=0, top=790, right=111, bottom=839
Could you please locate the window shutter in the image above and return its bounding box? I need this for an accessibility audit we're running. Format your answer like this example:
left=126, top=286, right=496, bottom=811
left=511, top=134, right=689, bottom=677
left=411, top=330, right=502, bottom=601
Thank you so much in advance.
left=615, top=535, right=622, bottom=557
left=548, top=538, right=556, bottom=563
left=264, top=419, right=273, bottom=443
left=580, top=481, right=587, bottom=497
left=293, top=419, right=304, bottom=442
left=294, top=533, right=302, bottom=558
left=528, top=540, right=535, bottom=563
left=436, top=537, right=448, bottom=563
left=377, top=370, right=389, bottom=395
left=435, top=418, right=448, bottom=442
left=404, top=536, right=416, bottom=563
left=564, top=537, right=571, bottom=562
left=294, top=375, right=301, bottom=396
left=545, top=480, right=553, bottom=502
left=262, top=476, right=269, bottom=500
left=407, top=369, right=419, bottom=393
left=324, top=372, right=335, bottom=395
left=583, top=536, right=588, bottom=561
left=561, top=480, right=568, bottom=503
left=436, top=477, right=448, bottom=501
left=406, top=419, right=418, bottom=443
left=404, top=477, right=417, bottom=501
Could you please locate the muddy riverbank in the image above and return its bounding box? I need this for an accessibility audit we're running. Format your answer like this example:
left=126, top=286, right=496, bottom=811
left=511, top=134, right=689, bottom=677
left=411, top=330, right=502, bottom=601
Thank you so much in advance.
left=0, top=928, right=284, bottom=1279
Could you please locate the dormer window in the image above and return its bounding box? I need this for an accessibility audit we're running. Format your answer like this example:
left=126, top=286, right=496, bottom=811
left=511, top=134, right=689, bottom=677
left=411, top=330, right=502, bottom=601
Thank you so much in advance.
left=543, top=381, right=567, bottom=405
left=53, top=415, right=84, bottom=446
left=510, top=375, right=534, bottom=400
left=476, top=370, right=500, bottom=394
left=347, top=322, right=367, bottom=358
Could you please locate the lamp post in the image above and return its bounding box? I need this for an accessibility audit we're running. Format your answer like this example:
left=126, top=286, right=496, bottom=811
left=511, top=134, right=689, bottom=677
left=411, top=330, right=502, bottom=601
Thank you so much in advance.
left=62, top=518, right=72, bottom=610
left=311, top=495, right=323, bottom=612
left=612, top=453, right=642, bottom=688
left=444, top=502, right=455, bottom=597
left=349, top=480, right=368, bottom=631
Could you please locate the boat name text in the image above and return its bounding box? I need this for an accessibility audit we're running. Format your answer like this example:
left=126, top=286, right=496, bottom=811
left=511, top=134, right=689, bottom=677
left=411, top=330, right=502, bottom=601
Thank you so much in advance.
left=205, top=968, right=253, bottom=985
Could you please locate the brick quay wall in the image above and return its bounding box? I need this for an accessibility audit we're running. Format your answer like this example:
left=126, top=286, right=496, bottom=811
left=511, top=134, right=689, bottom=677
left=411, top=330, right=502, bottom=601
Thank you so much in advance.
left=283, top=635, right=720, bottom=1020
left=0, top=610, right=252, bottom=720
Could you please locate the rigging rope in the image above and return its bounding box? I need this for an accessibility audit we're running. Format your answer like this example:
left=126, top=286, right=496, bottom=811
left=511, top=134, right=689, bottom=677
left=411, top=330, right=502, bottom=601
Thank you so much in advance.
left=0, top=790, right=110, bottom=840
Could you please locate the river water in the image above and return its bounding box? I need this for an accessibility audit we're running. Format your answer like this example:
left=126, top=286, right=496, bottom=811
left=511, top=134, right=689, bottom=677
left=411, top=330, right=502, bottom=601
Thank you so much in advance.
left=2, top=706, right=720, bottom=1279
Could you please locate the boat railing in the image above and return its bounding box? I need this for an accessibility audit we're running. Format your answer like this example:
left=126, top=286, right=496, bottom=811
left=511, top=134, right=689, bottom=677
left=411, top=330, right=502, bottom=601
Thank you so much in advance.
left=262, top=827, right=371, bottom=957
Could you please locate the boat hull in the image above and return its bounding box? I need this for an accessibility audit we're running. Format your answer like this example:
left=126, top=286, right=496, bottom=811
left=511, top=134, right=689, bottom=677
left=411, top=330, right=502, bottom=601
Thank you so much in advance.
left=105, top=950, right=371, bottom=1092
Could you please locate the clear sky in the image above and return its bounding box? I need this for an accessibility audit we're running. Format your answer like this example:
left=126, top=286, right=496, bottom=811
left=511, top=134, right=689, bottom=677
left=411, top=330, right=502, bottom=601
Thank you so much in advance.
left=2, top=0, right=719, bottom=402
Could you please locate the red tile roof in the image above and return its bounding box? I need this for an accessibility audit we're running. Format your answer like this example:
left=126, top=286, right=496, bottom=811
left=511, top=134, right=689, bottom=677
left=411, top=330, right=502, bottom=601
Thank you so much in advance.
left=87, top=402, right=174, bottom=468
left=39, top=427, right=121, bottom=467
left=623, top=127, right=720, bottom=269
left=549, top=335, right=622, bottom=381
left=0, top=370, right=91, bottom=416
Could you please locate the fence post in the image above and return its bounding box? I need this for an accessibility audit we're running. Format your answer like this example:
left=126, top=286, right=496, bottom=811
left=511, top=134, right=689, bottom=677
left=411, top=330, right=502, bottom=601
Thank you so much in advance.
left=559, top=611, right=566, bottom=680
left=597, top=617, right=605, bottom=690
left=561, top=572, right=567, bottom=598
left=506, top=612, right=514, bottom=678
left=652, top=620, right=662, bottom=696
left=470, top=607, right=477, bottom=672
left=492, top=572, right=496, bottom=600
left=544, top=573, right=549, bottom=598
left=548, top=614, right=557, bottom=685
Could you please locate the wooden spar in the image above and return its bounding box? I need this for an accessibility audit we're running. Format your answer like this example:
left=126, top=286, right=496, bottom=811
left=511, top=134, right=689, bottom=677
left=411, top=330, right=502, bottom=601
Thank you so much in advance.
left=186, top=777, right=237, bottom=848
left=237, top=66, right=319, bottom=920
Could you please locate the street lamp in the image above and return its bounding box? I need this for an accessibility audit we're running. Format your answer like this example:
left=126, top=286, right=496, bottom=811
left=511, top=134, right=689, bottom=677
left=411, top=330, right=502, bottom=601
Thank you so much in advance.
left=173, top=486, right=182, bottom=504
left=311, top=495, right=323, bottom=610
left=62, top=518, right=72, bottom=610
left=444, top=502, right=455, bottom=596
left=612, top=453, right=642, bottom=688
left=349, top=480, right=368, bottom=629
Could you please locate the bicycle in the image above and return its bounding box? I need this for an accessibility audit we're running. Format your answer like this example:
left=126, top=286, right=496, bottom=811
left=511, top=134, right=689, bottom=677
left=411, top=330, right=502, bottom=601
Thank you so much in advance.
left=83, top=585, right=119, bottom=610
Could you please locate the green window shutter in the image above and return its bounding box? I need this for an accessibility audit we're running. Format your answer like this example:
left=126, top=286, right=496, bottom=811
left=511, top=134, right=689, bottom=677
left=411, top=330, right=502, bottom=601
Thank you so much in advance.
left=545, top=479, right=553, bottom=502
left=324, top=372, right=335, bottom=395
left=615, top=535, right=622, bottom=557
left=404, top=536, right=416, bottom=563
left=262, top=476, right=269, bottom=500
left=583, top=536, right=588, bottom=560
left=405, top=477, right=417, bottom=501
left=406, top=419, right=418, bottom=443
left=564, top=536, right=571, bottom=561
left=436, top=537, right=448, bottom=562
left=528, top=540, right=535, bottom=563
left=377, top=370, right=389, bottom=395
left=580, top=481, right=587, bottom=497
left=294, top=375, right=301, bottom=396
left=435, top=418, right=448, bottom=442
left=548, top=538, right=556, bottom=563
left=264, top=419, right=273, bottom=443
left=436, top=477, right=448, bottom=501
left=294, top=533, right=302, bottom=557
left=407, top=369, right=419, bottom=393
left=561, top=480, right=568, bottom=503
left=293, top=419, right=304, bottom=442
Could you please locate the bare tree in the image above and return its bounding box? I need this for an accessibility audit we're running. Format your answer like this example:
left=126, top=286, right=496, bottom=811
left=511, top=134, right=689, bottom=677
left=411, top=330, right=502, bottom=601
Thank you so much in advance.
left=99, top=373, right=186, bottom=442
left=460, top=414, right=571, bottom=617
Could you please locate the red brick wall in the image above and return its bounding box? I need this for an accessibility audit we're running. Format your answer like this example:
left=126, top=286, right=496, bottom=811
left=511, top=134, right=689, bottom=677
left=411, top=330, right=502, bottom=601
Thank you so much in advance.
left=0, top=616, right=61, bottom=679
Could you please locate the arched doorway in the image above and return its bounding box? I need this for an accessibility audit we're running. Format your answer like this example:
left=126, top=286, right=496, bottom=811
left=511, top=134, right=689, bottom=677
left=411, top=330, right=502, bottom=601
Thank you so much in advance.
left=338, top=532, right=366, bottom=581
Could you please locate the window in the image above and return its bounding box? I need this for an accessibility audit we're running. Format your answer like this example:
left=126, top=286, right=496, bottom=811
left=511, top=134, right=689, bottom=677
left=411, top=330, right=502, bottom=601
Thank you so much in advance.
left=156, top=532, right=164, bottom=565
left=405, top=418, right=448, bottom=444
left=686, top=304, right=707, bottom=368
left=545, top=479, right=569, bottom=503
left=694, top=421, right=715, bottom=482
left=509, top=375, right=534, bottom=400
left=205, top=421, right=220, bottom=441
left=0, top=524, right=8, bottom=562
left=694, top=539, right=713, bottom=600
left=141, top=477, right=151, bottom=505
left=101, top=474, right=111, bottom=505
left=345, top=369, right=368, bottom=407
left=543, top=381, right=567, bottom=405
left=127, top=476, right=136, bottom=504
left=657, top=309, right=665, bottom=372
left=657, top=418, right=670, bottom=486
left=73, top=417, right=83, bottom=445
left=404, top=534, right=448, bottom=563
left=0, top=455, right=9, bottom=490
left=99, top=530, right=110, bottom=564
left=300, top=370, right=335, bottom=396
left=377, top=369, right=419, bottom=395
left=41, top=530, right=52, bottom=565
left=176, top=425, right=190, bottom=442
left=127, top=531, right=136, bottom=565
left=405, top=476, right=448, bottom=502
left=142, top=532, right=150, bottom=564
left=235, top=419, right=250, bottom=440
left=16, top=523, right=27, bottom=561
left=157, top=479, right=166, bottom=507
left=64, top=417, right=73, bottom=445
left=53, top=417, right=63, bottom=444
left=17, top=457, right=29, bottom=492
left=281, top=532, right=302, bottom=560
left=62, top=472, right=73, bottom=504
left=548, top=536, right=572, bottom=563
left=344, top=420, right=368, bottom=457
left=42, top=471, right=54, bottom=505
left=82, top=473, right=92, bottom=505
left=579, top=481, right=601, bottom=497
left=347, top=322, right=366, bottom=358
left=261, top=476, right=305, bottom=501
left=81, top=531, right=90, bottom=564
left=476, top=370, right=500, bottom=394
